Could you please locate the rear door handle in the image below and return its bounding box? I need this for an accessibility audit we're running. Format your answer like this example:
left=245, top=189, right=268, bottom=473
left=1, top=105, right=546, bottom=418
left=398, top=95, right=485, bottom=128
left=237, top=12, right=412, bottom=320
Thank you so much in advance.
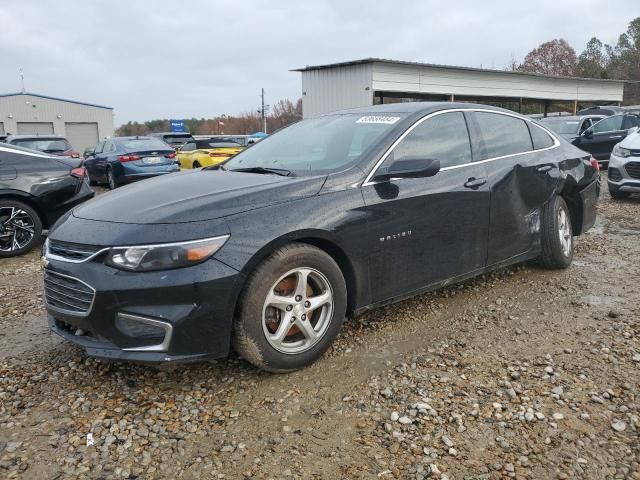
left=464, top=177, right=487, bottom=189
left=537, top=165, right=553, bottom=173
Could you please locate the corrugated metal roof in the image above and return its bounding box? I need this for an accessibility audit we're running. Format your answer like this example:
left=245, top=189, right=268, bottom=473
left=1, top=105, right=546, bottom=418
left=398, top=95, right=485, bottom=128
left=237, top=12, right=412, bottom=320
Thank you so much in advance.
left=291, top=57, right=627, bottom=83
left=0, top=92, right=113, bottom=109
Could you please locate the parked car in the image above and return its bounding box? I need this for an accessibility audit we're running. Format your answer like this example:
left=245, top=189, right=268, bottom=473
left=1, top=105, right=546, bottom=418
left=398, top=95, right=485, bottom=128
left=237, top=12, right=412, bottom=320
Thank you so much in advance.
left=149, top=132, right=194, bottom=149
left=577, top=105, right=627, bottom=116
left=0, top=144, right=93, bottom=257
left=84, top=136, right=180, bottom=189
left=607, top=128, right=640, bottom=199
left=5, top=135, right=80, bottom=158
left=43, top=102, right=598, bottom=372
left=539, top=115, right=605, bottom=141
left=177, top=138, right=244, bottom=169
left=571, top=113, right=640, bottom=166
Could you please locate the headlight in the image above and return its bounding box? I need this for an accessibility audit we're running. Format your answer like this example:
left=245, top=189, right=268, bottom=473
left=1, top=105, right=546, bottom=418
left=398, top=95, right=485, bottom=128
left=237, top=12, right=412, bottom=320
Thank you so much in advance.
left=613, top=145, right=631, bottom=158
left=105, top=235, right=229, bottom=272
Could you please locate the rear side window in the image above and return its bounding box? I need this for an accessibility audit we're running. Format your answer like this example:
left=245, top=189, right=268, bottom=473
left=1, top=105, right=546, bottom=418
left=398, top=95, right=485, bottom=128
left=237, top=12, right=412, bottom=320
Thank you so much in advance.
left=529, top=124, right=555, bottom=150
left=474, top=112, right=533, bottom=159
left=392, top=112, right=472, bottom=168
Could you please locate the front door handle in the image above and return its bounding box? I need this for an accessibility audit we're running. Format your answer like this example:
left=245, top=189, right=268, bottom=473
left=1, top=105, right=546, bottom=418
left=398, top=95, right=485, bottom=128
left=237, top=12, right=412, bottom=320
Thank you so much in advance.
left=609, top=135, right=623, bottom=139
left=464, top=177, right=487, bottom=189
left=537, top=165, right=553, bottom=173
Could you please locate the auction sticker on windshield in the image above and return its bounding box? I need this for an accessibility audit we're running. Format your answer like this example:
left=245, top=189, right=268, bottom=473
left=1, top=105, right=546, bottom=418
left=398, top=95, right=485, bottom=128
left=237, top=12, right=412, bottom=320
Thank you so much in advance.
left=356, top=116, right=401, bottom=124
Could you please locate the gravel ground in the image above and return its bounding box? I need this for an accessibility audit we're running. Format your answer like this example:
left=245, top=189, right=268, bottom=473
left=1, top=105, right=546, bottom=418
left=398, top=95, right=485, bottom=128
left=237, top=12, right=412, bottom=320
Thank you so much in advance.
left=0, top=183, right=638, bottom=479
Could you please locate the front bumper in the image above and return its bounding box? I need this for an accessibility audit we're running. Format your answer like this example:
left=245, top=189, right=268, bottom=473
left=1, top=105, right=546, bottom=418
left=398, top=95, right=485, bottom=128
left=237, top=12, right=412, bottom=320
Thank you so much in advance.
left=607, top=154, right=640, bottom=193
left=44, top=255, right=244, bottom=362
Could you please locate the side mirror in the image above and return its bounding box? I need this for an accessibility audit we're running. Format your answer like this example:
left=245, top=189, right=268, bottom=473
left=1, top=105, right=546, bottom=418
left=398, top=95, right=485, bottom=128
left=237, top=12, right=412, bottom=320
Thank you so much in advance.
left=582, top=128, right=593, bottom=139
left=83, top=148, right=95, bottom=158
left=373, top=157, right=441, bottom=182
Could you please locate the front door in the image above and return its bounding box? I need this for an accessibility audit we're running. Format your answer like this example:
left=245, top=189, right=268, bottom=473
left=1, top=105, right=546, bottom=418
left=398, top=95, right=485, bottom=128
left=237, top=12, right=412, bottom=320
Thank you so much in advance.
left=361, top=111, right=490, bottom=302
left=575, top=114, right=626, bottom=160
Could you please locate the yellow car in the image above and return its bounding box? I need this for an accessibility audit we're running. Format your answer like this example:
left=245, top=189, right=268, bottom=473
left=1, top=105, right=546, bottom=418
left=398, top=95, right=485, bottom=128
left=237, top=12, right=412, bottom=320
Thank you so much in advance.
left=177, top=138, right=244, bottom=169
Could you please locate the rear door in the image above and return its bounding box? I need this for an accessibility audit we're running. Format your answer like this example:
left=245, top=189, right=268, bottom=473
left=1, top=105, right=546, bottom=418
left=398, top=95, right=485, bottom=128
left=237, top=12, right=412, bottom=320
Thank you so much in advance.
left=362, top=110, right=490, bottom=302
left=471, top=111, right=560, bottom=265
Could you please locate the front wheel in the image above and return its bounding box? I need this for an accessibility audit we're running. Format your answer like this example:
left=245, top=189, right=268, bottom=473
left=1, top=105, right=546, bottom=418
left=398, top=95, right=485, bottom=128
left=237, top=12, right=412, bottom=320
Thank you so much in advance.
left=233, top=243, right=347, bottom=372
left=0, top=200, right=43, bottom=258
left=537, top=196, right=573, bottom=269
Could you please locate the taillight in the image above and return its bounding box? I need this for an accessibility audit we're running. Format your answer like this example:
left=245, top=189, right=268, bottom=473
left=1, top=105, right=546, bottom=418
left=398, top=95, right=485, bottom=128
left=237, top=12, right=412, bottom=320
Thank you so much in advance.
left=209, top=152, right=229, bottom=158
left=590, top=157, right=600, bottom=171
left=118, top=155, right=140, bottom=162
left=70, top=167, right=86, bottom=178
left=165, top=152, right=176, bottom=159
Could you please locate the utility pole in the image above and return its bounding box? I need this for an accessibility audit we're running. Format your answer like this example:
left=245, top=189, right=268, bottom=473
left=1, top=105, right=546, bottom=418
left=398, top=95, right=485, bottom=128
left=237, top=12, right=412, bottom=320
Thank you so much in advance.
left=261, top=88, right=267, bottom=134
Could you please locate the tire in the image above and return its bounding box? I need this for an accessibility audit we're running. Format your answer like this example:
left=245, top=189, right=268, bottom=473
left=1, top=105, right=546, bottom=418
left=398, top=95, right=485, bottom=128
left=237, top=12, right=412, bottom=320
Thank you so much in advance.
left=107, top=167, right=118, bottom=190
left=232, top=243, right=347, bottom=372
left=0, top=200, right=43, bottom=258
left=609, top=187, right=629, bottom=200
left=537, top=196, right=573, bottom=269
left=193, top=161, right=201, bottom=169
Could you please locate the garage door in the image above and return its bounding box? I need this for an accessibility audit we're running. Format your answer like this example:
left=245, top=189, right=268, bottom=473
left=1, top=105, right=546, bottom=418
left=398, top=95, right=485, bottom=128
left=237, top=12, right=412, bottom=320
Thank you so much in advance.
left=0, top=123, right=5, bottom=135
left=65, top=122, right=99, bottom=154
left=16, top=122, right=54, bottom=135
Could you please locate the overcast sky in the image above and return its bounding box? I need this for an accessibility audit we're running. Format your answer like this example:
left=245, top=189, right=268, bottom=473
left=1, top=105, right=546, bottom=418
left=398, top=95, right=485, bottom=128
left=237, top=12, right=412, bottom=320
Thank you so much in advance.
left=1, top=0, right=636, bottom=125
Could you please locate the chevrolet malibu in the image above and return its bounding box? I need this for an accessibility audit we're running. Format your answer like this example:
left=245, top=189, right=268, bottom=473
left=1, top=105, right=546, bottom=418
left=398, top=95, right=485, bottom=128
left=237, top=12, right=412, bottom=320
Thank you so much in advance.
left=44, top=103, right=599, bottom=372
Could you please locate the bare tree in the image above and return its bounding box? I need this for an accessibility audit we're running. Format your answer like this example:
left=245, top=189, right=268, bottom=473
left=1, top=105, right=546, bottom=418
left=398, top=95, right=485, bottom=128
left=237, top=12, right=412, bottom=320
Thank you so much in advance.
left=521, top=39, right=577, bottom=76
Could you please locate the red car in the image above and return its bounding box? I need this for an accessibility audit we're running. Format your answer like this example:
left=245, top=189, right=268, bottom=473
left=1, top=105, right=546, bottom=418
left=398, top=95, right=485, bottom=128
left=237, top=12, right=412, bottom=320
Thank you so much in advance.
left=4, top=135, right=80, bottom=158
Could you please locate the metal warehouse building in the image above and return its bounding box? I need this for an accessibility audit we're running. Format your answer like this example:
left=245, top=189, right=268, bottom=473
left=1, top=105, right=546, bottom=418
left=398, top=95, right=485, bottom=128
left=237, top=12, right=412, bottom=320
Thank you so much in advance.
left=293, top=58, right=625, bottom=118
left=0, top=92, right=114, bottom=153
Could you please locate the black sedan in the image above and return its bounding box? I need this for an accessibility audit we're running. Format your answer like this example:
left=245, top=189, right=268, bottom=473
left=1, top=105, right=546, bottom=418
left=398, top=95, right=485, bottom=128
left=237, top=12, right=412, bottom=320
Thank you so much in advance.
left=571, top=113, right=640, bottom=166
left=0, top=144, right=93, bottom=257
left=43, top=103, right=599, bottom=372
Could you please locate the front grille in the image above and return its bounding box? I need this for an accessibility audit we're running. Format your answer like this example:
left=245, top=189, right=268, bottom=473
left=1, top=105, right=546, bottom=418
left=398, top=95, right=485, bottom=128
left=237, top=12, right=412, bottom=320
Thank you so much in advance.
left=608, top=167, right=623, bottom=182
left=44, top=270, right=95, bottom=315
left=625, top=161, right=640, bottom=180
left=47, top=239, right=104, bottom=262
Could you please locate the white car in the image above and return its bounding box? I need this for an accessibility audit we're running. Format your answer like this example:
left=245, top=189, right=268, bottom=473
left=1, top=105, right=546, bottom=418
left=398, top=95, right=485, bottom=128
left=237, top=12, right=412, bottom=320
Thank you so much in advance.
left=608, top=128, right=640, bottom=199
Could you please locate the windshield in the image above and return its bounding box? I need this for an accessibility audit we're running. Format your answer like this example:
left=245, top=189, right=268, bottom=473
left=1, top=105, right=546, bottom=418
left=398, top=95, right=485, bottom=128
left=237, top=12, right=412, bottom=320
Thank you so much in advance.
left=164, top=135, right=192, bottom=145
left=11, top=138, right=71, bottom=152
left=225, top=113, right=404, bottom=174
left=538, top=118, right=581, bottom=135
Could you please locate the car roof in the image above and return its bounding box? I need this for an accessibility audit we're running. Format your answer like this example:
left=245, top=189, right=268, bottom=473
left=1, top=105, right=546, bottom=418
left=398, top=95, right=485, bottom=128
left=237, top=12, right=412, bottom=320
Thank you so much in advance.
left=149, top=132, right=193, bottom=136
left=6, top=134, right=67, bottom=140
left=324, top=101, right=518, bottom=117
left=540, top=115, right=604, bottom=121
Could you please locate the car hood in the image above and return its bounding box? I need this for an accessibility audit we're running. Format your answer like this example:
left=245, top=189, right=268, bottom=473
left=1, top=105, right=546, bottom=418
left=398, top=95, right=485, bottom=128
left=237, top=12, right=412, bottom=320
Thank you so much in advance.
left=73, top=169, right=327, bottom=224
left=619, top=130, right=640, bottom=149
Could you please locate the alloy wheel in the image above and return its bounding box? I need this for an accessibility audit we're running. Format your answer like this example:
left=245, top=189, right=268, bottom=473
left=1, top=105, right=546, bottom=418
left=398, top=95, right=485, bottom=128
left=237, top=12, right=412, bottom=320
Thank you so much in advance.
left=0, top=206, right=36, bottom=253
left=107, top=169, right=116, bottom=189
left=557, top=207, right=572, bottom=257
left=262, top=267, right=334, bottom=354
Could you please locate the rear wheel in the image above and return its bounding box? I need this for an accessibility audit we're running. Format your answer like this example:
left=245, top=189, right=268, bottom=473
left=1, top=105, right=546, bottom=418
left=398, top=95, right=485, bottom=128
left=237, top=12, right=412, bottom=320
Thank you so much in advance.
left=107, top=167, right=118, bottom=190
left=233, top=243, right=347, bottom=372
left=537, top=196, right=573, bottom=269
left=0, top=200, right=42, bottom=258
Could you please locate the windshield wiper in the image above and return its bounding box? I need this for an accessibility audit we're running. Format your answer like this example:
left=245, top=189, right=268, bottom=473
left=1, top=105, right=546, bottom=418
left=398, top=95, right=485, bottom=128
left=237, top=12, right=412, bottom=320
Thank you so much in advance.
left=230, top=166, right=294, bottom=177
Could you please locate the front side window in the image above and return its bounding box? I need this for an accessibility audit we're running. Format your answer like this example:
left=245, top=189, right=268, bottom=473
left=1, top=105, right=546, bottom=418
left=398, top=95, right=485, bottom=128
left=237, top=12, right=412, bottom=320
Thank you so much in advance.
left=225, top=113, right=405, bottom=175
left=390, top=112, right=472, bottom=168
left=180, top=142, right=196, bottom=152
left=474, top=112, right=533, bottom=159
left=592, top=115, right=624, bottom=133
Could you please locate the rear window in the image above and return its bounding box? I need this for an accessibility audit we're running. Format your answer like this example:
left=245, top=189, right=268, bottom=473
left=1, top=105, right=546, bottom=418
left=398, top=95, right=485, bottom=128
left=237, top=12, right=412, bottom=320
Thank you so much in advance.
left=196, top=140, right=241, bottom=148
left=116, top=138, right=171, bottom=151
left=474, top=112, right=533, bottom=159
left=11, top=138, right=71, bottom=153
left=163, top=135, right=192, bottom=144
left=529, top=124, right=555, bottom=150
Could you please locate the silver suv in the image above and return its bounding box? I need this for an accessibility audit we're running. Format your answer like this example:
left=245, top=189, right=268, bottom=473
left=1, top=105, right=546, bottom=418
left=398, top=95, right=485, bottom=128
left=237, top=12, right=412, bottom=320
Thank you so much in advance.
left=608, top=128, right=640, bottom=199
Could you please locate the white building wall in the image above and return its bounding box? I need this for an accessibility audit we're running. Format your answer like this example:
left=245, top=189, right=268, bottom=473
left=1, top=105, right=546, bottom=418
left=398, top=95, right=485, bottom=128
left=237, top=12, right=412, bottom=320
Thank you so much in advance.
left=371, top=62, right=624, bottom=102
left=0, top=94, right=114, bottom=140
left=301, top=64, right=373, bottom=118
